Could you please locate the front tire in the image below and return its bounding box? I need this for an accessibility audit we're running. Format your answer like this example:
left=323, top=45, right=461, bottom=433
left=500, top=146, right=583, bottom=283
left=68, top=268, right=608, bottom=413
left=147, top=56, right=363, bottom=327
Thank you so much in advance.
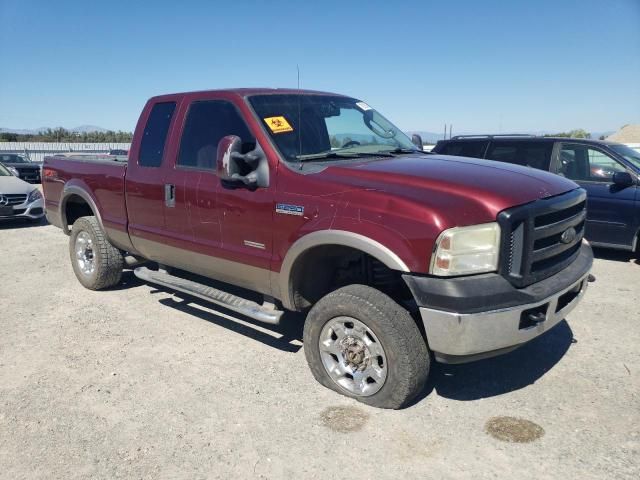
left=303, top=284, right=430, bottom=409
left=69, top=216, right=123, bottom=290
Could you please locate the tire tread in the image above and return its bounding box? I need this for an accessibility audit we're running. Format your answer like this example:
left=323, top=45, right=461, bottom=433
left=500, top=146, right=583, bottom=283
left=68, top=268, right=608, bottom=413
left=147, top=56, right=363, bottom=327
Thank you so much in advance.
left=69, top=216, right=123, bottom=290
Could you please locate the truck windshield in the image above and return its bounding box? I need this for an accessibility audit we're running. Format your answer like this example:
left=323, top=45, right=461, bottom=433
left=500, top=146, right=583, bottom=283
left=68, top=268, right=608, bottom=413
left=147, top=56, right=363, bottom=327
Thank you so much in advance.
left=248, top=94, right=417, bottom=162
left=610, top=144, right=640, bottom=171
left=0, top=163, right=11, bottom=176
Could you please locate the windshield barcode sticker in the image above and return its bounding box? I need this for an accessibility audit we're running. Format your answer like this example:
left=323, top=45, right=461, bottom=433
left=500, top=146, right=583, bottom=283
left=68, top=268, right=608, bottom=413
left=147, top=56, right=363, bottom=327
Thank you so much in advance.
left=355, top=102, right=372, bottom=111
left=276, top=203, right=304, bottom=216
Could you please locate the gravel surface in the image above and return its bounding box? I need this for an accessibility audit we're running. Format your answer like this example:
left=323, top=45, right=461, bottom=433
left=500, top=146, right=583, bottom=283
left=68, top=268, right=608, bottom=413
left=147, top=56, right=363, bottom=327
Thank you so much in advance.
left=1, top=220, right=638, bottom=479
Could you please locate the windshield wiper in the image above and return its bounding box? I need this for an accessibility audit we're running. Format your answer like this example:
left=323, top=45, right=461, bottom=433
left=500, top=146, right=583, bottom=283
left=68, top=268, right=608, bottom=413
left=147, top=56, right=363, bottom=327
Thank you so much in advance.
left=296, top=151, right=394, bottom=162
left=377, top=147, right=421, bottom=155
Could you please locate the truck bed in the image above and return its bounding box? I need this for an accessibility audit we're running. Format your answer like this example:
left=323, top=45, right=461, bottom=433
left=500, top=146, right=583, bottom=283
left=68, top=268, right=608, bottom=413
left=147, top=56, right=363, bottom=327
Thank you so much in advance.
left=42, top=154, right=129, bottom=238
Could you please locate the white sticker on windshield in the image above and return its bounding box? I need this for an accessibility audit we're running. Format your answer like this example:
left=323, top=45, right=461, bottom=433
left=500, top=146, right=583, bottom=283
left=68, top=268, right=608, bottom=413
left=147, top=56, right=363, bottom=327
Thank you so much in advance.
left=355, top=101, right=372, bottom=111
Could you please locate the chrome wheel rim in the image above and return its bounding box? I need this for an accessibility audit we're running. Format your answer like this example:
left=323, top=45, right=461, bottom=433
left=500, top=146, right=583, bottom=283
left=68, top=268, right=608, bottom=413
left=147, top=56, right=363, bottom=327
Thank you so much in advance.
left=319, top=316, right=387, bottom=396
left=75, top=231, right=95, bottom=276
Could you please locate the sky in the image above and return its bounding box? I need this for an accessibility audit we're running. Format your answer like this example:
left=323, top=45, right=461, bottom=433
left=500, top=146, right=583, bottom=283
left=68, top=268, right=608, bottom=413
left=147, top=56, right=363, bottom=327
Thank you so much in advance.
left=1, top=0, right=639, bottom=135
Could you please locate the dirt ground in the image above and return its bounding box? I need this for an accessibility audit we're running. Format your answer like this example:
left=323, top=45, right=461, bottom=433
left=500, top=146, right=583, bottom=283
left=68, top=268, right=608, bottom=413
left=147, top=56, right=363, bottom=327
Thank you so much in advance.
left=1, top=219, right=638, bottom=479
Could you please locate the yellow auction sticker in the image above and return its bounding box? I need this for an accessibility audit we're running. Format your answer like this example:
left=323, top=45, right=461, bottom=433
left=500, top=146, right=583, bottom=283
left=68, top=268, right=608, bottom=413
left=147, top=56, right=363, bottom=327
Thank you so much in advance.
left=264, top=116, right=293, bottom=134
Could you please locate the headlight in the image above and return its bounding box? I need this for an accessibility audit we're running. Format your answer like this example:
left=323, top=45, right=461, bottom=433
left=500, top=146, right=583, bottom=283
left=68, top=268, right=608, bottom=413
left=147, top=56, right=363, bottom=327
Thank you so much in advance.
left=430, top=222, right=501, bottom=276
left=27, top=189, right=42, bottom=203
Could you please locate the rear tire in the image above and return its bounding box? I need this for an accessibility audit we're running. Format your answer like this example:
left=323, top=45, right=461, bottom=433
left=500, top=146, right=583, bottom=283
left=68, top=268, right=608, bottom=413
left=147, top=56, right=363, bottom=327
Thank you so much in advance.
left=303, top=284, right=430, bottom=409
left=69, top=216, right=123, bottom=290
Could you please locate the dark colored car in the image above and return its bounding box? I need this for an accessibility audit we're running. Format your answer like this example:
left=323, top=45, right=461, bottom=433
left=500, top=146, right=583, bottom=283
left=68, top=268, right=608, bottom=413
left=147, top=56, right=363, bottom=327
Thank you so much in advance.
left=43, top=89, right=592, bottom=409
left=108, top=149, right=129, bottom=156
left=0, top=153, right=42, bottom=184
left=433, top=135, right=640, bottom=252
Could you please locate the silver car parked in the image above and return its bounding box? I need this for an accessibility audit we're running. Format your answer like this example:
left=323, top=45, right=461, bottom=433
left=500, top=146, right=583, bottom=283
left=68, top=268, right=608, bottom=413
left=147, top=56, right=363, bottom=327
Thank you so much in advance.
left=0, top=162, right=45, bottom=222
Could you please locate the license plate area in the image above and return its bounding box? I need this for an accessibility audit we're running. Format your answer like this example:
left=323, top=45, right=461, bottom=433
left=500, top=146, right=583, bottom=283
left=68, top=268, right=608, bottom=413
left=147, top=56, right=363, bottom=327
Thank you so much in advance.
left=0, top=206, right=14, bottom=216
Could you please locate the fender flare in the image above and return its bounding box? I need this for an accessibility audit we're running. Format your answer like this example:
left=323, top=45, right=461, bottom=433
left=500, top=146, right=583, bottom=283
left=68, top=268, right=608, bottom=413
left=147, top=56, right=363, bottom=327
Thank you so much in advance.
left=60, top=185, right=105, bottom=235
left=278, top=230, right=410, bottom=310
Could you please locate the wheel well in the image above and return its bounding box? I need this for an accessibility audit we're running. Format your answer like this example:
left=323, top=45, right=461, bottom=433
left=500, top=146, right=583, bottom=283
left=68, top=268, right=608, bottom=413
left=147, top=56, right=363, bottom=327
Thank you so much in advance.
left=288, top=245, right=414, bottom=311
left=64, top=194, right=95, bottom=229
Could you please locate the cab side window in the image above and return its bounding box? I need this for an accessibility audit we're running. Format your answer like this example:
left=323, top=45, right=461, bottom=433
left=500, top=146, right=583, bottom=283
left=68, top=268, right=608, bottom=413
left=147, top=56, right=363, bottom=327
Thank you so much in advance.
left=178, top=100, right=253, bottom=170
left=555, top=144, right=626, bottom=182
left=485, top=141, right=552, bottom=170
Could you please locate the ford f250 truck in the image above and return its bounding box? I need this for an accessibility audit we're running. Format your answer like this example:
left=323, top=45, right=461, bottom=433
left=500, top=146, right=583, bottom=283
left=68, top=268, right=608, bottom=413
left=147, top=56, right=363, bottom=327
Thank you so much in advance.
left=43, top=89, right=593, bottom=409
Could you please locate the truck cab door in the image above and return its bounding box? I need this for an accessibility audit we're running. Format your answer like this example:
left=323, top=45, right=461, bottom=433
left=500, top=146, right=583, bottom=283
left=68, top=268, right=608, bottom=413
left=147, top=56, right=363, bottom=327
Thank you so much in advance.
left=162, top=97, right=274, bottom=295
left=126, top=100, right=178, bottom=259
left=551, top=142, right=638, bottom=248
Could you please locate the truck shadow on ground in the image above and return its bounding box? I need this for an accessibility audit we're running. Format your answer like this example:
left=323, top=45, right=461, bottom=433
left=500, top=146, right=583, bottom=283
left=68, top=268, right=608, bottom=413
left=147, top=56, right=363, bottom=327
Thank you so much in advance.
left=592, top=247, right=639, bottom=265
left=156, top=295, right=305, bottom=353
left=149, top=284, right=574, bottom=402
left=133, top=273, right=574, bottom=401
left=413, top=320, right=575, bottom=404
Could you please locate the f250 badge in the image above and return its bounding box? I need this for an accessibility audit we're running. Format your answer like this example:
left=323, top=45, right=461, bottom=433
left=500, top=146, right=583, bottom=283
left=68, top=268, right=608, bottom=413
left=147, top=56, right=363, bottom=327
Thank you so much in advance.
left=276, top=203, right=304, bottom=216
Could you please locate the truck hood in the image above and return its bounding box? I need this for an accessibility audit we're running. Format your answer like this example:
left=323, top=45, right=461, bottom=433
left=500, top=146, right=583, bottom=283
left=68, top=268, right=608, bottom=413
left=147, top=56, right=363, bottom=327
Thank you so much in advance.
left=322, top=153, right=578, bottom=224
left=0, top=175, right=35, bottom=194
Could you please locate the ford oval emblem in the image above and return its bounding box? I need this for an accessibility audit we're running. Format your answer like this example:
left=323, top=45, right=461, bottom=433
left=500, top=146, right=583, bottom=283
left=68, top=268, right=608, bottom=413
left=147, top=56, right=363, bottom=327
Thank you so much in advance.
left=560, top=227, right=577, bottom=244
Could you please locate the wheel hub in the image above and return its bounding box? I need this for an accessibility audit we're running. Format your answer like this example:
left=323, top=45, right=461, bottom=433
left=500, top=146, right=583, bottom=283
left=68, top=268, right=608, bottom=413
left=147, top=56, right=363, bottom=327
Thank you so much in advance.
left=318, top=316, right=388, bottom=397
left=75, top=231, right=95, bottom=276
left=341, top=336, right=370, bottom=371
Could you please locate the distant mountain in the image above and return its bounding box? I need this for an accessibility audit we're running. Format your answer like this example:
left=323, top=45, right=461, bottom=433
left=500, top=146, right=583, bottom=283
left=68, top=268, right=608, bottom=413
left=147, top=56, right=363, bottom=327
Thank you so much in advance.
left=407, top=130, right=617, bottom=143
left=71, top=125, right=109, bottom=133
left=0, top=127, right=48, bottom=135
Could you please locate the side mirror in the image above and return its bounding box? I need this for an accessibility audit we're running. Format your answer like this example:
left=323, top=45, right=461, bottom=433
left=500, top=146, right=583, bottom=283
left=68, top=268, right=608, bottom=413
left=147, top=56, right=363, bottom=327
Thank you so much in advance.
left=216, top=135, right=269, bottom=189
left=612, top=171, right=635, bottom=187
left=411, top=134, right=423, bottom=150
left=216, top=135, right=243, bottom=182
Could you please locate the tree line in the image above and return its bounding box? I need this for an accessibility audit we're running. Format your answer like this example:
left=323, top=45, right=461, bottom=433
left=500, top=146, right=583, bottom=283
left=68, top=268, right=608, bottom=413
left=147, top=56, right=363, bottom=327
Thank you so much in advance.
left=544, top=129, right=606, bottom=140
left=0, top=128, right=133, bottom=143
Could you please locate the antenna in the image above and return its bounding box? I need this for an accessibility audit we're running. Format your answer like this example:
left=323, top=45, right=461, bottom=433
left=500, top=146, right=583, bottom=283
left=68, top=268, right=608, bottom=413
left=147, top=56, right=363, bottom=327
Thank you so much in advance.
left=297, top=64, right=303, bottom=166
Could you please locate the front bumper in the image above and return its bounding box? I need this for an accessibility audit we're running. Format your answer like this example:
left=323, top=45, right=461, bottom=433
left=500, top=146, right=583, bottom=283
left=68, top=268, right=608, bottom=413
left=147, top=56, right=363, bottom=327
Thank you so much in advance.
left=0, top=197, right=45, bottom=220
left=406, top=242, right=593, bottom=363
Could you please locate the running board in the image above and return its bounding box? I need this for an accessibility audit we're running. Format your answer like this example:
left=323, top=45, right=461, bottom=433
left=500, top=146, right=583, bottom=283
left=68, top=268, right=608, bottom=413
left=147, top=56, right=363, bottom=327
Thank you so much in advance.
left=134, top=266, right=284, bottom=325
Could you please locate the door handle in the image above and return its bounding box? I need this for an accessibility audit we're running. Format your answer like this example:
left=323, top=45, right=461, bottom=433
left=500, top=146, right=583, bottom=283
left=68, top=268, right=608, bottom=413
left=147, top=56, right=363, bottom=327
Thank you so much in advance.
left=164, top=184, right=176, bottom=208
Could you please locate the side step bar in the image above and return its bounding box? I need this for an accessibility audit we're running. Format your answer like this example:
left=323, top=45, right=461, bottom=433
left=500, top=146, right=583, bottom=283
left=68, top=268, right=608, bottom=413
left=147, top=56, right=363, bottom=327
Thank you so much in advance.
left=134, top=267, right=284, bottom=325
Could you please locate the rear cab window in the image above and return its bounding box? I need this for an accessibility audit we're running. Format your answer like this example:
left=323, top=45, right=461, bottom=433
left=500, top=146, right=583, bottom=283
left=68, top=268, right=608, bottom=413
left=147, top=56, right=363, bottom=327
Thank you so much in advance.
left=138, top=102, right=177, bottom=167
left=437, top=141, right=488, bottom=158
left=485, top=141, right=552, bottom=170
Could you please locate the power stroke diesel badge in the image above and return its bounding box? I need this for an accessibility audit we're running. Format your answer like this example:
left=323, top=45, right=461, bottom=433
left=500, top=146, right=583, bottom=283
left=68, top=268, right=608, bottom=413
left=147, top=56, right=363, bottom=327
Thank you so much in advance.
left=275, top=203, right=304, bottom=216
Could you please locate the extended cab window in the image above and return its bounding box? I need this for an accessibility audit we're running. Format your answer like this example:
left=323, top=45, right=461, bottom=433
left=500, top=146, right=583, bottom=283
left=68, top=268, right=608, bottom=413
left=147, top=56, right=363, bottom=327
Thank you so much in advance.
left=139, top=102, right=176, bottom=167
left=438, top=141, right=487, bottom=158
left=555, top=144, right=626, bottom=182
left=178, top=100, right=253, bottom=170
left=485, top=141, right=552, bottom=170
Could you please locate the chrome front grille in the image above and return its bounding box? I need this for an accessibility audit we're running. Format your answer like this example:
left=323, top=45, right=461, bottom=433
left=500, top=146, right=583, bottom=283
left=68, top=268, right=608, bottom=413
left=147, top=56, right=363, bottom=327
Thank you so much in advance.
left=0, top=194, right=28, bottom=206
left=498, top=189, right=587, bottom=287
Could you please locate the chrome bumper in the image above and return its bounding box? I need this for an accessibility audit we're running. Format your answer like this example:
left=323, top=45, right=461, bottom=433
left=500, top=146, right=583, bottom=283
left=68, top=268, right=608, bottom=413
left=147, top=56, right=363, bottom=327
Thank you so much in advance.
left=420, top=274, right=589, bottom=363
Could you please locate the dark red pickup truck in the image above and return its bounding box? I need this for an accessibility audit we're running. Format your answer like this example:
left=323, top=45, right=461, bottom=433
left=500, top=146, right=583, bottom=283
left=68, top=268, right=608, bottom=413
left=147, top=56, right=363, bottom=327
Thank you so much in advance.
left=43, top=88, right=593, bottom=408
